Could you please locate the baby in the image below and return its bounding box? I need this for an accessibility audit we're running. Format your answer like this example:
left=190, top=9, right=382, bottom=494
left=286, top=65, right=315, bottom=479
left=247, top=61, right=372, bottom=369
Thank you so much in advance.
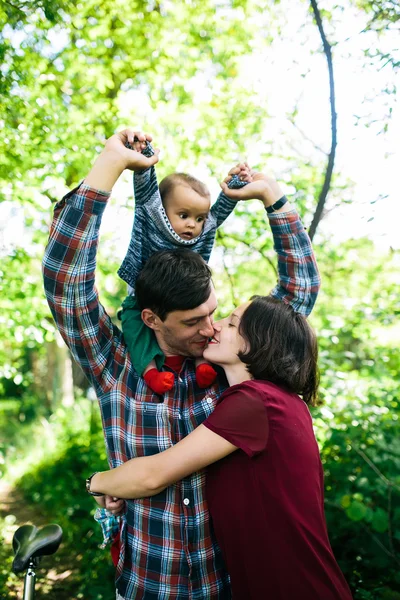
left=118, top=136, right=247, bottom=394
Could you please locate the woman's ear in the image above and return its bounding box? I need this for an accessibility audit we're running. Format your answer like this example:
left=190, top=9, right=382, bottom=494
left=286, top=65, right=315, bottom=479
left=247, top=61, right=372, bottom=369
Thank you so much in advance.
left=141, top=309, right=160, bottom=330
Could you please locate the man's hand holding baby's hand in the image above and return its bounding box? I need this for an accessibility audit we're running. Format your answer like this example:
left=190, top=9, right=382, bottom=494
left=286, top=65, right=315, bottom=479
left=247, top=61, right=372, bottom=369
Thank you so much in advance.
left=85, top=128, right=160, bottom=191
left=221, top=164, right=286, bottom=209
left=104, top=129, right=160, bottom=172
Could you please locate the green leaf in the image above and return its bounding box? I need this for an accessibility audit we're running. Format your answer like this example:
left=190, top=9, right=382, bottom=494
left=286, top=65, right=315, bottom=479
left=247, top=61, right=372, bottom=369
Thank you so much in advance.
left=371, top=508, right=389, bottom=533
left=346, top=500, right=368, bottom=521
left=364, top=507, right=374, bottom=523
left=341, top=494, right=351, bottom=508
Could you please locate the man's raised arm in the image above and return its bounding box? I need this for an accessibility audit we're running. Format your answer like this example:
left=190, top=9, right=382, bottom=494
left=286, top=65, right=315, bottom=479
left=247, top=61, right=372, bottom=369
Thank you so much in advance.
left=220, top=169, right=321, bottom=316
left=42, top=130, right=159, bottom=394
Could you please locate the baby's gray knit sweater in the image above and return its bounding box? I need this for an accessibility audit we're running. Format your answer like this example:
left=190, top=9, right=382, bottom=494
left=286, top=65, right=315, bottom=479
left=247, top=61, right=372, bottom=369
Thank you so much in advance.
left=118, top=165, right=239, bottom=289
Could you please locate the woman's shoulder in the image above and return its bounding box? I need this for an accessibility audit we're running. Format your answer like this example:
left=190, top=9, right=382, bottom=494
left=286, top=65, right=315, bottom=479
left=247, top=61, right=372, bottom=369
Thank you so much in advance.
left=225, top=379, right=295, bottom=397
left=221, top=379, right=305, bottom=410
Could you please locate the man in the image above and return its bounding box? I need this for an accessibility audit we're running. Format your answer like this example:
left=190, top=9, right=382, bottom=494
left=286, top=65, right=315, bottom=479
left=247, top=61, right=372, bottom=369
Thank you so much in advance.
left=43, top=129, right=321, bottom=599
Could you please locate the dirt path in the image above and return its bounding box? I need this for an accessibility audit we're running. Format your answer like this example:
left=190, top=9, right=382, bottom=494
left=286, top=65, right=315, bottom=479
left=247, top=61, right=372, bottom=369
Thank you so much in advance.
left=0, top=480, right=80, bottom=599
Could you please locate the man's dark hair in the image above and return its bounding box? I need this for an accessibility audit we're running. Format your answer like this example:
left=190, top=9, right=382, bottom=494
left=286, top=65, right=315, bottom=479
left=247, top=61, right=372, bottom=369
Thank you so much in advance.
left=135, top=249, right=213, bottom=321
left=238, top=296, right=320, bottom=406
left=159, top=173, right=210, bottom=203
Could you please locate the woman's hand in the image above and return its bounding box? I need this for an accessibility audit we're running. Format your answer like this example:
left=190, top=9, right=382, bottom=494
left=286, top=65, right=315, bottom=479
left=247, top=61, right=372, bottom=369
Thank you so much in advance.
left=104, top=495, right=126, bottom=516
left=91, top=473, right=126, bottom=515
left=93, top=493, right=126, bottom=516
left=220, top=164, right=285, bottom=208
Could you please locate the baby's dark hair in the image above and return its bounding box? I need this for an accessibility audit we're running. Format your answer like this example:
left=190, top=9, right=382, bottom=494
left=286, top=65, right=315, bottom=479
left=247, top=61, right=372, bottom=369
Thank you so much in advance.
left=159, top=173, right=211, bottom=203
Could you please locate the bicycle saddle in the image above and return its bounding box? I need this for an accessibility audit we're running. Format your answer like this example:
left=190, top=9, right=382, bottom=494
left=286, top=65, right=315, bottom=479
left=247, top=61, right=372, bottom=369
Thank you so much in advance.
left=12, top=524, right=63, bottom=573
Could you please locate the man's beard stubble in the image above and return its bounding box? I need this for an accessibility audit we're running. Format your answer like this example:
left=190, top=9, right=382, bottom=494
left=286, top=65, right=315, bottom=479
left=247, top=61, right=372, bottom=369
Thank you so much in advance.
left=161, top=327, right=204, bottom=359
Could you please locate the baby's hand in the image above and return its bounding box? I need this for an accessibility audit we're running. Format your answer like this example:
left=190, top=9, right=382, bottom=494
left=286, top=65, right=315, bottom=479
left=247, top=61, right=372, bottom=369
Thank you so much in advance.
left=129, top=136, right=149, bottom=153
left=221, top=165, right=284, bottom=207
left=125, top=136, right=155, bottom=158
left=227, top=163, right=252, bottom=185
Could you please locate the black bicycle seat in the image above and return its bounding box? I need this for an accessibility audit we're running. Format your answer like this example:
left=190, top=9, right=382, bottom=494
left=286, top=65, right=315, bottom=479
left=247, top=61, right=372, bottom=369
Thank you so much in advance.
left=12, top=524, right=63, bottom=573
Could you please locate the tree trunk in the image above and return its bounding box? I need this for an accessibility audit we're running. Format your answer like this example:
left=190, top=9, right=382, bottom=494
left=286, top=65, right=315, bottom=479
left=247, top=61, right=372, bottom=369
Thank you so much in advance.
left=308, top=0, right=338, bottom=241
left=45, top=332, right=74, bottom=409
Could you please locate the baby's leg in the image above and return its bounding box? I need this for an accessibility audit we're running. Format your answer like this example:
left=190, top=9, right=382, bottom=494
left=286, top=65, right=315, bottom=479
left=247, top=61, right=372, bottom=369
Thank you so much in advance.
left=195, top=358, right=217, bottom=388
left=121, top=296, right=172, bottom=395
left=143, top=360, right=174, bottom=395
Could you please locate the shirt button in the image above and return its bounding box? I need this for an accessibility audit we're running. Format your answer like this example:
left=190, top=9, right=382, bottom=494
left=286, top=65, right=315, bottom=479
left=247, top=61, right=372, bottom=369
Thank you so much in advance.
left=205, top=397, right=213, bottom=404
left=183, top=498, right=190, bottom=506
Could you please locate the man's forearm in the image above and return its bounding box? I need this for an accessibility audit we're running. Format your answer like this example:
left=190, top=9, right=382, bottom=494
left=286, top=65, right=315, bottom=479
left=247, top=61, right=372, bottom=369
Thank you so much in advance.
left=256, top=175, right=320, bottom=315
left=268, top=208, right=321, bottom=316
left=84, top=149, right=126, bottom=192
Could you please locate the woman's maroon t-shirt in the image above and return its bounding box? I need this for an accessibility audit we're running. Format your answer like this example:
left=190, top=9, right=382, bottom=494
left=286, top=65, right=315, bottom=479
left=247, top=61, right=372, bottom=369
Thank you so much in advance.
left=203, top=379, right=352, bottom=600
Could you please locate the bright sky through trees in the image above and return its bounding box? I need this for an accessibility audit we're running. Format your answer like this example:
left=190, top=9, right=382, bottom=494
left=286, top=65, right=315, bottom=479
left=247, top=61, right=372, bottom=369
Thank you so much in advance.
left=0, top=0, right=398, bottom=258
left=105, top=0, right=399, bottom=254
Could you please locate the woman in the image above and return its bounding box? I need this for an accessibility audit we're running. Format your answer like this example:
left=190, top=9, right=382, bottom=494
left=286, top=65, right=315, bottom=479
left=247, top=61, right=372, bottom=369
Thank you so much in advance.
left=86, top=296, right=352, bottom=599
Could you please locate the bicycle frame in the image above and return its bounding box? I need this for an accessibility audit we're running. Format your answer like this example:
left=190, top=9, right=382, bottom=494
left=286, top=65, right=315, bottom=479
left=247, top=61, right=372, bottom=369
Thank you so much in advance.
left=22, top=558, right=38, bottom=600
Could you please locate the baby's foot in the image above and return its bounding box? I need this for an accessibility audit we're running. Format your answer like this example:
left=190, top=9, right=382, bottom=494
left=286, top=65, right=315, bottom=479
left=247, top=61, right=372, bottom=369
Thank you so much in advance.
left=144, top=369, right=174, bottom=394
left=196, top=363, right=217, bottom=388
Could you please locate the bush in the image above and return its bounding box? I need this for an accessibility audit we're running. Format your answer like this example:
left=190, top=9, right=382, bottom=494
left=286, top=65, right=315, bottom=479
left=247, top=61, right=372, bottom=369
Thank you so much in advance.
left=315, top=376, right=400, bottom=599
left=0, top=397, right=116, bottom=599
left=16, top=431, right=116, bottom=598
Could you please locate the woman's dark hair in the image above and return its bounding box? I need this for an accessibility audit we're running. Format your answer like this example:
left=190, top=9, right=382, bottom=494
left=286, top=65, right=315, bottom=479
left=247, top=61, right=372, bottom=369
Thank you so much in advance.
left=238, top=296, right=320, bottom=406
left=135, top=249, right=213, bottom=321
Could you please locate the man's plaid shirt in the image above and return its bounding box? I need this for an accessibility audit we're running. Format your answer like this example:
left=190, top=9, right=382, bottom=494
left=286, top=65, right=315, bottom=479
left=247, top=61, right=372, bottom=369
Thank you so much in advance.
left=42, top=183, right=321, bottom=599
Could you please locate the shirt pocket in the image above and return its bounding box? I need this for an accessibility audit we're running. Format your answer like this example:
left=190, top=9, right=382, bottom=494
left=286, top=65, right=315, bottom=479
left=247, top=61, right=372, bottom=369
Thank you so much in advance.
left=184, top=390, right=218, bottom=434
left=126, top=399, right=173, bottom=458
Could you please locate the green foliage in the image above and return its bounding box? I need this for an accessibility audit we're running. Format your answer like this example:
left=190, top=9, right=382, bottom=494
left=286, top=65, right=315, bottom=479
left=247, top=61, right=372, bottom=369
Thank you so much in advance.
left=311, top=241, right=400, bottom=598
left=17, top=437, right=116, bottom=598
left=0, top=0, right=270, bottom=201
left=317, top=376, right=400, bottom=597
left=356, top=0, right=400, bottom=33
left=0, top=247, right=52, bottom=391
left=0, top=398, right=115, bottom=598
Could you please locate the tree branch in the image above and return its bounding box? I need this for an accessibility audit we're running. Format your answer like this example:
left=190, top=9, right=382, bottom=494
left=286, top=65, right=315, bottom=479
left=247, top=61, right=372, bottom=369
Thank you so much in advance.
left=218, top=230, right=278, bottom=277
left=325, top=499, right=400, bottom=567
left=308, top=0, right=338, bottom=241
left=4, top=0, right=26, bottom=15
left=352, top=445, right=400, bottom=492
left=288, top=116, right=328, bottom=156
left=220, top=245, right=239, bottom=307
left=352, top=445, right=400, bottom=561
